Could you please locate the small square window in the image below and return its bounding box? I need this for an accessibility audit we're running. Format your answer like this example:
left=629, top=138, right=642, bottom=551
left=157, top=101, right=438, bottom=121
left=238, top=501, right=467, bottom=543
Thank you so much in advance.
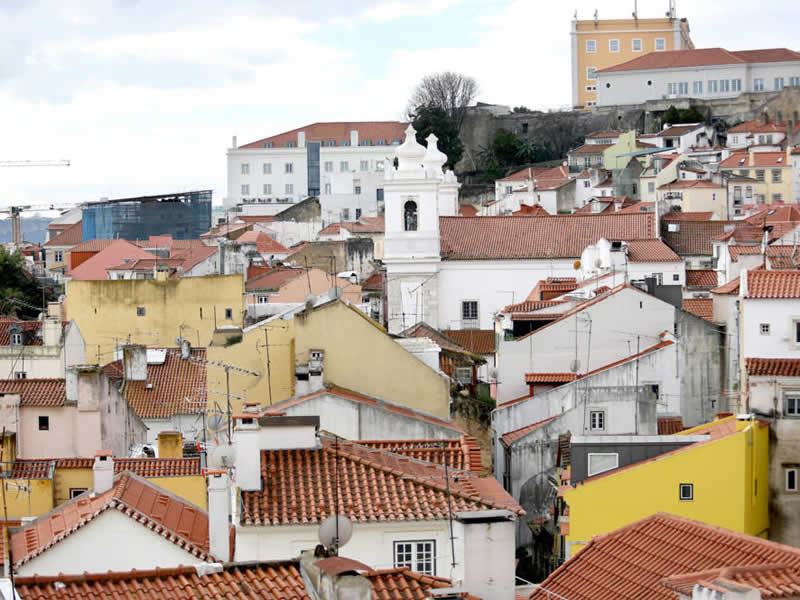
left=225, top=308, right=233, bottom=320
left=38, top=416, right=49, bottom=431
left=69, top=488, right=88, bottom=498
left=760, top=323, right=770, bottom=335
left=136, top=307, right=146, bottom=317
left=286, top=184, right=294, bottom=194
left=672, top=274, right=680, bottom=281
left=589, top=410, right=605, bottom=431
left=787, top=468, right=798, bottom=491
left=393, top=540, right=435, bottom=575
left=679, top=483, right=693, bottom=500
left=240, top=184, right=250, bottom=196
left=241, top=163, right=249, bottom=175
left=263, top=163, right=272, bottom=175
left=586, top=40, right=596, bottom=53
left=632, top=39, right=642, bottom=52
left=14, top=372, right=27, bottom=380
left=609, top=39, right=619, bottom=52
left=655, top=38, right=666, bottom=51
left=587, top=67, right=597, bottom=81
left=263, top=183, right=272, bottom=195
left=786, top=396, right=800, bottom=416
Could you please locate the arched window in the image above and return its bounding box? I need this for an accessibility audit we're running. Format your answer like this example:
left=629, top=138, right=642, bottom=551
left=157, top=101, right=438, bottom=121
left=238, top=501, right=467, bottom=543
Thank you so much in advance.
left=404, top=200, right=418, bottom=231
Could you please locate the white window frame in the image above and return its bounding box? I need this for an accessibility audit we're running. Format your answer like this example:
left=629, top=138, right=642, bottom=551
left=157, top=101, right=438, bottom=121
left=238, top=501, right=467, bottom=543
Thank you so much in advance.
left=786, top=468, right=798, bottom=492
left=586, top=39, right=596, bottom=53
left=785, top=394, right=800, bottom=417
left=455, top=366, right=472, bottom=385
left=679, top=483, right=694, bottom=501
left=257, top=295, right=270, bottom=304
left=10, top=332, right=23, bottom=346
left=608, top=39, right=620, bottom=53
left=263, top=183, right=272, bottom=195
left=324, top=161, right=333, bottom=172
left=589, top=410, right=605, bottom=431
left=263, top=163, right=272, bottom=175
left=285, top=162, right=294, bottom=174
left=54, top=250, right=63, bottom=263
left=461, top=300, right=479, bottom=329
left=241, top=184, right=249, bottom=196
left=655, top=38, right=665, bottom=51
left=760, top=323, right=770, bottom=335
left=360, top=160, right=369, bottom=171
left=587, top=67, right=597, bottom=81
left=14, top=371, right=27, bottom=379
left=587, top=452, right=618, bottom=477
left=632, top=39, right=642, bottom=52
left=241, top=163, right=249, bottom=175
left=340, top=160, right=349, bottom=172
left=775, top=77, right=785, bottom=91
left=393, top=540, right=435, bottom=576
left=286, top=183, right=294, bottom=195
left=754, top=78, right=764, bottom=92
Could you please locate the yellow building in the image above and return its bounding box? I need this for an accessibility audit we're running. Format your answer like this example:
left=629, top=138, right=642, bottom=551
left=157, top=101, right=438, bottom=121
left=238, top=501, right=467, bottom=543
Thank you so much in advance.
left=65, top=274, right=245, bottom=364
left=720, top=150, right=794, bottom=206
left=571, top=11, right=693, bottom=108
left=561, top=416, right=769, bottom=557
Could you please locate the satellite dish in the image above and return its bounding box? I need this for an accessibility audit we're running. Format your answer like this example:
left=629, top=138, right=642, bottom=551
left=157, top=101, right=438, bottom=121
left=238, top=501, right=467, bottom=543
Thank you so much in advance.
left=209, top=444, right=236, bottom=469
left=318, top=515, right=353, bottom=552
left=594, top=258, right=603, bottom=268
left=569, top=359, right=581, bottom=373
left=207, top=414, right=225, bottom=433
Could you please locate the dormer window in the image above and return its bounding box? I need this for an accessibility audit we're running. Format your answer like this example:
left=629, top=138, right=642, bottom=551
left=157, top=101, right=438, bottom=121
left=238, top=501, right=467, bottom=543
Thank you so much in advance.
left=9, top=327, right=23, bottom=346
left=404, top=200, right=418, bottom=232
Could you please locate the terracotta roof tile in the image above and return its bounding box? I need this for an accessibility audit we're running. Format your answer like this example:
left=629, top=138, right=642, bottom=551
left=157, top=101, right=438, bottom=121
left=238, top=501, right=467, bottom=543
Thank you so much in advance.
left=682, top=298, right=713, bottom=321
left=661, top=220, right=737, bottom=256
left=501, top=415, right=561, bottom=447
left=441, top=330, right=496, bottom=354
left=362, top=272, right=383, bottom=291
left=729, top=245, right=799, bottom=264
left=502, top=300, right=567, bottom=314
left=746, top=270, right=800, bottom=298
left=746, top=358, right=800, bottom=377
left=658, top=179, right=723, bottom=190
left=68, top=240, right=158, bottom=280
left=512, top=204, right=551, bottom=216
left=625, top=239, right=681, bottom=262
left=661, top=211, right=714, bottom=221
left=615, top=202, right=654, bottom=214
left=657, top=416, right=684, bottom=435
left=0, top=317, right=43, bottom=346
left=8, top=460, right=55, bottom=479
left=711, top=278, right=741, bottom=295
left=233, top=215, right=277, bottom=224
left=69, top=239, right=115, bottom=253
left=0, top=378, right=65, bottom=407
left=586, top=131, right=622, bottom=139
left=240, top=435, right=522, bottom=526
left=319, top=216, right=385, bottom=235
left=201, top=221, right=251, bottom=238
left=246, top=266, right=305, bottom=291
left=524, top=373, right=577, bottom=384
left=458, top=205, right=478, bottom=217
left=728, top=119, right=791, bottom=134
left=103, top=348, right=207, bottom=419
left=598, top=47, right=800, bottom=73
left=14, top=561, right=310, bottom=600
left=366, top=567, right=477, bottom=600
left=745, top=206, right=800, bottom=225
left=721, top=151, right=791, bottom=168
left=686, top=270, right=717, bottom=287
left=43, top=221, right=82, bottom=247
left=49, top=457, right=202, bottom=477
left=10, top=472, right=217, bottom=568
left=497, top=166, right=566, bottom=183
left=236, top=231, right=289, bottom=254
left=241, top=121, right=406, bottom=149
left=402, top=322, right=471, bottom=355
left=660, top=124, right=704, bottom=137
left=662, top=564, right=800, bottom=598
left=568, top=143, right=613, bottom=154
left=440, top=214, right=654, bottom=260
left=529, top=512, right=800, bottom=600
left=358, top=437, right=483, bottom=474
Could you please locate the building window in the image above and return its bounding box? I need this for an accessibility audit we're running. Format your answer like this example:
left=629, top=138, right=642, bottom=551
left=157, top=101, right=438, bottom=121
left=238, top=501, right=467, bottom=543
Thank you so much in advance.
left=340, top=161, right=349, bottom=172
left=672, top=273, right=680, bottom=281
left=707, top=80, right=718, bottom=94
left=241, top=184, right=250, bottom=195
left=648, top=182, right=655, bottom=193
left=323, top=140, right=336, bottom=147
left=263, top=163, right=272, bottom=174
left=772, top=169, right=782, bottom=183
left=655, top=38, right=665, bottom=51
left=342, top=208, right=350, bottom=221
left=38, top=416, right=49, bottom=431
left=54, top=250, right=63, bottom=263
left=587, top=453, right=618, bottom=477
left=589, top=410, right=605, bottom=431
left=324, top=161, right=333, bottom=172
left=760, top=323, right=770, bottom=335
left=609, top=39, right=619, bottom=52
left=522, top=122, right=529, bottom=134
left=586, top=40, right=596, bottom=53
left=225, top=308, right=233, bottom=320
left=257, top=296, right=270, bottom=304
left=632, top=39, right=642, bottom=52
left=732, top=79, right=742, bottom=92
left=285, top=141, right=296, bottom=148
left=354, top=185, right=361, bottom=195
left=785, top=395, right=800, bottom=416
left=286, top=184, right=294, bottom=194
left=341, top=140, right=350, bottom=146
left=756, top=170, right=765, bottom=182
left=775, top=77, right=785, bottom=90
left=263, top=184, right=272, bottom=195
left=455, top=367, right=472, bottom=385
left=461, top=300, right=479, bottom=329
left=241, top=163, right=249, bottom=175
left=679, top=483, right=694, bottom=501
left=393, top=540, right=435, bottom=576
left=69, top=488, right=87, bottom=498
left=754, top=78, right=764, bottom=92
left=584, top=180, right=591, bottom=188
left=136, top=307, right=146, bottom=317
left=587, top=67, right=597, bottom=81
left=355, top=208, right=362, bottom=220
left=324, top=183, right=331, bottom=194
left=787, top=468, right=798, bottom=491
left=791, top=77, right=800, bottom=87
left=360, top=160, right=369, bottom=171
left=693, top=80, right=703, bottom=95
left=14, top=371, right=27, bottom=379
left=403, top=200, right=418, bottom=231
left=773, top=194, right=783, bottom=203
left=376, top=188, right=384, bottom=202
left=262, top=142, right=273, bottom=148
left=793, top=320, right=800, bottom=344
left=360, top=140, right=371, bottom=146
left=10, top=332, right=23, bottom=346
left=285, top=162, right=294, bottom=174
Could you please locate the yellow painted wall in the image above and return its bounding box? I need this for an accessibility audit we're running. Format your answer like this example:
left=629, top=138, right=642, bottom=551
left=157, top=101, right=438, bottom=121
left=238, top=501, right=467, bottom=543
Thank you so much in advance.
left=574, top=17, right=693, bottom=107
left=603, top=131, right=637, bottom=170
left=65, top=275, right=245, bottom=364
left=53, top=468, right=93, bottom=506
left=721, top=162, right=792, bottom=205
left=206, top=317, right=295, bottom=419
left=2, top=479, right=54, bottom=519
left=293, top=301, right=450, bottom=418
left=564, top=419, right=769, bottom=552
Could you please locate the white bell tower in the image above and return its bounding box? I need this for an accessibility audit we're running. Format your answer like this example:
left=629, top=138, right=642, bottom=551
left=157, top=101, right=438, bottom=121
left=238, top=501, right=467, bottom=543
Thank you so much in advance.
left=384, top=126, right=455, bottom=334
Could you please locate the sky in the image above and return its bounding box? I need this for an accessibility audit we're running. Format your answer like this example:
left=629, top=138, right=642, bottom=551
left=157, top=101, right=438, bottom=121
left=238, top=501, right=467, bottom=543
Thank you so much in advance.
left=1, top=0, right=798, bottom=210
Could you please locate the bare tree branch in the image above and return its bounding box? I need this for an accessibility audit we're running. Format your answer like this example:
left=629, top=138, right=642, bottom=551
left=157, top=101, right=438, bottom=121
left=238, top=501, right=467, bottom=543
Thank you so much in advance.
left=407, top=71, right=478, bottom=131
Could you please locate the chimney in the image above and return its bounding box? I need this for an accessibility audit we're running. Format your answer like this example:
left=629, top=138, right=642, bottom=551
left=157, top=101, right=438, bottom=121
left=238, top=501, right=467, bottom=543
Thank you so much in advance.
left=180, top=338, right=192, bottom=360
left=232, top=135, right=238, bottom=149
left=74, top=367, right=102, bottom=412
left=300, top=551, right=373, bottom=600
left=298, top=131, right=306, bottom=148
left=42, top=313, right=61, bottom=347
left=157, top=431, right=183, bottom=458
left=350, top=130, right=359, bottom=147
left=451, top=510, right=516, bottom=600
left=761, top=112, right=769, bottom=126
left=206, top=470, right=231, bottom=561
left=123, top=344, right=147, bottom=381
left=295, top=350, right=324, bottom=395
left=233, top=415, right=320, bottom=491
left=93, top=450, right=114, bottom=494
left=47, top=302, right=62, bottom=321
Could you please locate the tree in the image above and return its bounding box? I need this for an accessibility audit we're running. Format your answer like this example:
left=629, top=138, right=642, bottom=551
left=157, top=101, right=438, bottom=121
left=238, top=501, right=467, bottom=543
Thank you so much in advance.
left=477, top=128, right=545, bottom=183
left=0, top=247, right=52, bottom=319
left=662, top=105, right=707, bottom=126
left=407, top=71, right=478, bottom=131
left=512, top=106, right=531, bottom=113
left=410, top=105, right=464, bottom=169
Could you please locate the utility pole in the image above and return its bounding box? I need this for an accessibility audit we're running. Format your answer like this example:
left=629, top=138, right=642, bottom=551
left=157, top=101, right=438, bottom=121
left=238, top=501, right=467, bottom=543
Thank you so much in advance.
left=634, top=335, right=640, bottom=434
left=264, top=328, right=273, bottom=406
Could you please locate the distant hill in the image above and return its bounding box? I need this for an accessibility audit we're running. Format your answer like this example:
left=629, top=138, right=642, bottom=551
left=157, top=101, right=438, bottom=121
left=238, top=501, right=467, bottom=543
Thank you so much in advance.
left=0, top=216, right=53, bottom=244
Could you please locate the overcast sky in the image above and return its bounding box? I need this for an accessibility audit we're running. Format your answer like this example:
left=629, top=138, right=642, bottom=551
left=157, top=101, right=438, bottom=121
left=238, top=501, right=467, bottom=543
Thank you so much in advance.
left=1, top=0, right=798, bottom=209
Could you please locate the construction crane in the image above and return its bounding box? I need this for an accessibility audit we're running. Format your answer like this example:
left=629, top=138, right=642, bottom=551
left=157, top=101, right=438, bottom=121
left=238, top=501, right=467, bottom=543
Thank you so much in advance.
left=0, top=158, right=72, bottom=247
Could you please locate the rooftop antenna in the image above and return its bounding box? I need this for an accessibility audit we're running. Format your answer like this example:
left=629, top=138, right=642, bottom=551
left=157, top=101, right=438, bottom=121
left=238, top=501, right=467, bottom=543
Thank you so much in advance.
left=632, top=0, right=638, bottom=20
left=593, top=8, right=598, bottom=26
left=317, top=436, right=353, bottom=556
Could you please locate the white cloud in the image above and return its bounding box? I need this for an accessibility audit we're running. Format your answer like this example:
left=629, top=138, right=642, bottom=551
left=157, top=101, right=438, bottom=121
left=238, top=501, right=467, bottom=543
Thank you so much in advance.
left=360, top=0, right=462, bottom=23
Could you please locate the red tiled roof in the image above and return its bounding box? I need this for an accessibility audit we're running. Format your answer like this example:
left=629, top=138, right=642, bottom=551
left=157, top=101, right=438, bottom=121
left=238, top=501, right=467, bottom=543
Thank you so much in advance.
left=729, top=245, right=798, bottom=264
left=10, top=472, right=217, bottom=568
left=440, top=214, right=654, bottom=260
left=586, top=131, right=621, bottom=139
left=133, top=237, right=208, bottom=250
left=686, top=270, right=717, bottom=287
left=233, top=215, right=277, bottom=224
left=502, top=300, right=567, bottom=314
left=103, top=348, right=207, bottom=419
left=50, top=457, right=202, bottom=477
left=44, top=221, right=82, bottom=247
left=240, top=435, right=522, bottom=526
left=501, top=415, right=561, bottom=447
left=658, top=179, right=723, bottom=190
left=662, top=564, right=800, bottom=598
left=682, top=298, right=713, bottom=321
left=745, top=206, right=800, bottom=225
left=362, top=271, right=383, bottom=291
left=746, top=270, right=800, bottom=298
left=168, top=245, right=219, bottom=273
left=497, top=166, right=568, bottom=183
left=529, top=512, right=800, bottom=600
left=441, top=329, right=496, bottom=354
left=236, top=231, right=289, bottom=254
left=0, top=317, right=43, bottom=346
left=657, top=416, right=684, bottom=435
left=69, top=239, right=114, bottom=253
left=660, top=124, right=703, bottom=137
left=201, top=221, right=251, bottom=238
left=245, top=267, right=305, bottom=291
left=728, top=119, right=791, bottom=134
left=14, top=561, right=309, bottom=600
left=598, top=47, right=800, bottom=73
left=402, top=322, right=472, bottom=355
left=8, top=460, right=54, bottom=479
left=661, top=220, right=737, bottom=256
left=524, top=373, right=577, bottom=384
left=240, top=122, right=407, bottom=149
left=0, top=378, right=65, bottom=407
left=366, top=567, right=474, bottom=600
left=720, top=151, right=791, bottom=168
left=319, top=216, right=385, bottom=235
left=458, top=205, right=478, bottom=217
left=746, top=358, right=800, bottom=377
left=711, top=278, right=741, bottom=295
left=358, top=437, right=483, bottom=474
left=512, top=204, right=551, bottom=216
left=615, top=202, right=654, bottom=214
left=568, top=143, right=612, bottom=154
left=661, top=211, right=714, bottom=221
left=625, top=239, right=681, bottom=262
left=68, top=240, right=157, bottom=280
